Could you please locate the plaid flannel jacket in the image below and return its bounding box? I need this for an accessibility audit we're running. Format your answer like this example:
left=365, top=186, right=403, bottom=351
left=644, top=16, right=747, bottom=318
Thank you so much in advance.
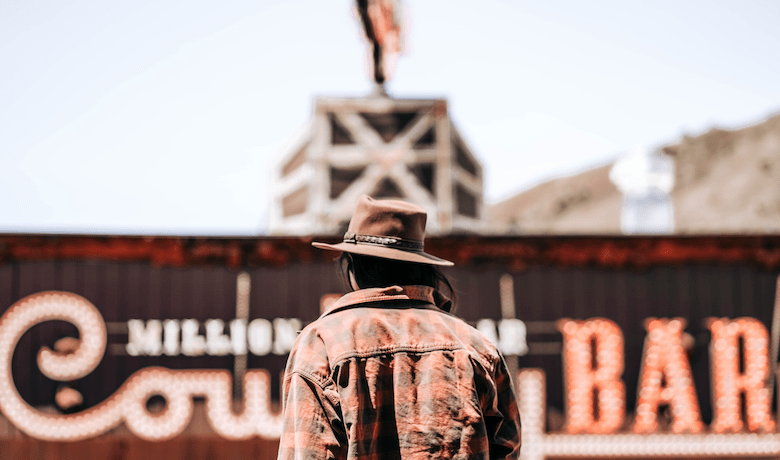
left=278, top=285, right=521, bottom=460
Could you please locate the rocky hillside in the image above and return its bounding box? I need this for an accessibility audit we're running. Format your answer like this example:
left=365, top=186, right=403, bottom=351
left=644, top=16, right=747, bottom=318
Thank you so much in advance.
left=487, top=113, right=780, bottom=234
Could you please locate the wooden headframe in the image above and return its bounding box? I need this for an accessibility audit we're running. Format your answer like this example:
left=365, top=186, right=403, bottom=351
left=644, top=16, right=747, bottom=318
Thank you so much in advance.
left=270, top=96, right=484, bottom=235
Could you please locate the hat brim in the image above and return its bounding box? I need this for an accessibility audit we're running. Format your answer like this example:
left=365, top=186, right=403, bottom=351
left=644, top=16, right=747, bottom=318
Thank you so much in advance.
left=312, top=241, right=454, bottom=266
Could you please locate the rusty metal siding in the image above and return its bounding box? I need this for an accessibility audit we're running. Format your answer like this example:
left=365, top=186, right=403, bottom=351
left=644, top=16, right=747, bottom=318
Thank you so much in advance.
left=446, top=266, right=502, bottom=321
left=248, top=263, right=343, bottom=321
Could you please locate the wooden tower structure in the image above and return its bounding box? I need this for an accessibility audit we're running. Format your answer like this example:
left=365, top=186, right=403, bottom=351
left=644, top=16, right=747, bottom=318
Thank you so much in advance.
left=269, top=96, right=485, bottom=235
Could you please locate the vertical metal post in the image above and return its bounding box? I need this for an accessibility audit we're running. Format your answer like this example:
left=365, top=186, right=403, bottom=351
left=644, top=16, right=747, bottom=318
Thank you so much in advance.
left=500, top=273, right=519, bottom=382
left=233, top=271, right=251, bottom=399
left=768, top=276, right=780, bottom=402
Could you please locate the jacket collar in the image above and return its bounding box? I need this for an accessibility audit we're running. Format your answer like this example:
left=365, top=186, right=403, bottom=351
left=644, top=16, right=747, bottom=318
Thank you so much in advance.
left=322, top=285, right=452, bottom=317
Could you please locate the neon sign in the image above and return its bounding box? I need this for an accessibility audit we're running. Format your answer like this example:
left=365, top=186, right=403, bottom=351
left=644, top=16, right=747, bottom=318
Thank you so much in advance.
left=0, top=291, right=529, bottom=442
left=0, top=292, right=282, bottom=441
left=513, top=318, right=780, bottom=460
left=1, top=292, right=779, bottom=459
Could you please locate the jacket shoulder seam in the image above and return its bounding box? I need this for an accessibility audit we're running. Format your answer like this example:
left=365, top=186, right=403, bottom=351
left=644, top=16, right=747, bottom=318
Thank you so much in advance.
left=290, top=368, right=331, bottom=390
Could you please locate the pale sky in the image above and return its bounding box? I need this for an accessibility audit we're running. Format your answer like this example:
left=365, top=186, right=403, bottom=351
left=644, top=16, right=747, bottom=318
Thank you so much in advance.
left=1, top=0, right=778, bottom=235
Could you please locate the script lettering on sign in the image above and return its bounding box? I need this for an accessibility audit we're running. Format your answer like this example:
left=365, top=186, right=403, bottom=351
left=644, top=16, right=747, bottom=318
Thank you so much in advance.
left=0, top=292, right=282, bottom=441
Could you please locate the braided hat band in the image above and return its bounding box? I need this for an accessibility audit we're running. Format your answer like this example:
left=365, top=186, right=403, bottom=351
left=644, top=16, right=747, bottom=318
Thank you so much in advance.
left=342, top=232, right=424, bottom=251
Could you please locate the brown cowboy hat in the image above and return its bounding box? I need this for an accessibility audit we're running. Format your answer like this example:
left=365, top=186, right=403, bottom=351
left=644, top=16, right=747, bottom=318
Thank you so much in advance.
left=312, top=195, right=454, bottom=266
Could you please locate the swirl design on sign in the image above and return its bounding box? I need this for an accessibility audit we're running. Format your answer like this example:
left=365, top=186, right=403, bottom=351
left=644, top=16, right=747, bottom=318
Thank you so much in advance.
left=0, top=291, right=282, bottom=441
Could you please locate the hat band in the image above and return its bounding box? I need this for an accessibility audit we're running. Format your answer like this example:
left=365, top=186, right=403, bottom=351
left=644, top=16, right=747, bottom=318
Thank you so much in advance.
left=343, top=232, right=424, bottom=251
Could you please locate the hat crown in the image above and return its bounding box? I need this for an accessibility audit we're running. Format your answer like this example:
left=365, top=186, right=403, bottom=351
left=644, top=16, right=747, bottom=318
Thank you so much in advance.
left=347, top=195, right=426, bottom=243
left=310, top=195, right=452, bottom=266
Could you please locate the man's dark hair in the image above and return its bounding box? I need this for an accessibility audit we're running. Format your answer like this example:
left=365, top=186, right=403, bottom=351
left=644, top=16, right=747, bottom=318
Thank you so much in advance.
left=339, top=253, right=455, bottom=312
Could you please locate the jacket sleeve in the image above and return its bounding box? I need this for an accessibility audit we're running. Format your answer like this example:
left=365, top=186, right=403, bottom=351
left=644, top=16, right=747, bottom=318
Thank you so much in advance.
left=277, top=371, right=346, bottom=460
left=486, top=354, right=521, bottom=459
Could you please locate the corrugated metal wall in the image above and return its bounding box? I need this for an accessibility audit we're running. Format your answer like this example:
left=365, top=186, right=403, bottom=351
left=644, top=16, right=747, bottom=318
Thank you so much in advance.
left=2, top=256, right=778, bottom=426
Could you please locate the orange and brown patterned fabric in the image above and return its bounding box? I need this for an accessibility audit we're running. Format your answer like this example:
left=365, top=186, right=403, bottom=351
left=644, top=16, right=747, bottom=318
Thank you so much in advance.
left=278, top=285, right=520, bottom=459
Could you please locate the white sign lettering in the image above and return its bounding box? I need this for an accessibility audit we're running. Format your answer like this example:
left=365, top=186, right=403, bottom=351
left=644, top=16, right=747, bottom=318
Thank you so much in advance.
left=125, top=318, right=304, bottom=357
left=126, top=317, right=527, bottom=357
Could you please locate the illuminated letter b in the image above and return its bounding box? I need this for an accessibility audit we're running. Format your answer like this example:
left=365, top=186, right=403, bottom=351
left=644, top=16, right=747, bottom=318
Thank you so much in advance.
left=558, top=318, right=625, bottom=434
